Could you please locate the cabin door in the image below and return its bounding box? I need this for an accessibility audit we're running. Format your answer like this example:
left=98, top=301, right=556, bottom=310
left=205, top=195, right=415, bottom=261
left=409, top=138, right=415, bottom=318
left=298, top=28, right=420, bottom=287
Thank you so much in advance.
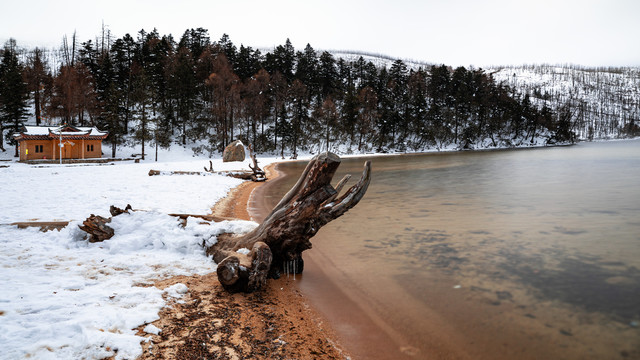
left=62, top=142, right=77, bottom=158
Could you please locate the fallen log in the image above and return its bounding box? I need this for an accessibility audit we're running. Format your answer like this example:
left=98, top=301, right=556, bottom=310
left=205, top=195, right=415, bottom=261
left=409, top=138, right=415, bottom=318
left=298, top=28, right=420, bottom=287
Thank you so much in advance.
left=10, top=221, right=69, bottom=231
left=149, top=168, right=265, bottom=181
left=148, top=169, right=206, bottom=176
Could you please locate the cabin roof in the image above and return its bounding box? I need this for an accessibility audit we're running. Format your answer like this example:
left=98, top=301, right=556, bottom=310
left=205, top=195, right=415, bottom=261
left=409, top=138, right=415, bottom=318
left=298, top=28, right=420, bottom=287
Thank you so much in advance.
left=14, top=125, right=108, bottom=140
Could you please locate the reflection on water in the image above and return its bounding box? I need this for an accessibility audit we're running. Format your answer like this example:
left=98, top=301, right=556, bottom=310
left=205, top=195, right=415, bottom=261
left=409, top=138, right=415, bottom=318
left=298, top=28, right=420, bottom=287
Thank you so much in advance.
left=263, top=140, right=640, bottom=359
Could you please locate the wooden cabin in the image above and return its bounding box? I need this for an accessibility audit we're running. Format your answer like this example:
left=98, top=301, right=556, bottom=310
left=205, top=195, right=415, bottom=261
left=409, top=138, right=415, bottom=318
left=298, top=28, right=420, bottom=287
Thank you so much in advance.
left=14, top=125, right=109, bottom=161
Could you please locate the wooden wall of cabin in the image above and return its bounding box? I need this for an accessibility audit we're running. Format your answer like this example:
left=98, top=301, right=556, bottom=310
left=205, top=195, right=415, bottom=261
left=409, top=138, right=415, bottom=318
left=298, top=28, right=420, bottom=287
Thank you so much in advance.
left=19, top=139, right=104, bottom=160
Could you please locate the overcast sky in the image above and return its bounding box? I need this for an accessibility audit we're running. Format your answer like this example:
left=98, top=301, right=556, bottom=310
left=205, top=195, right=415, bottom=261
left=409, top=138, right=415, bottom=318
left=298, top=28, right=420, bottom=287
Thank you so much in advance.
left=1, top=0, right=639, bottom=67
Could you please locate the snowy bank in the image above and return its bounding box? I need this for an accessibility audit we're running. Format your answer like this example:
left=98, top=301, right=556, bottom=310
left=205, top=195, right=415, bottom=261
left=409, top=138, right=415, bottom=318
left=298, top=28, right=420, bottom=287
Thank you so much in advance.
left=0, top=152, right=277, bottom=359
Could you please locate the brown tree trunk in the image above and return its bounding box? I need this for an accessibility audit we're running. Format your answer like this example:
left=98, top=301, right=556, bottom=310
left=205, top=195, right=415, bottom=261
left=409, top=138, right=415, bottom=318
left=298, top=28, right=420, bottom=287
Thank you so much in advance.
left=207, top=152, right=371, bottom=292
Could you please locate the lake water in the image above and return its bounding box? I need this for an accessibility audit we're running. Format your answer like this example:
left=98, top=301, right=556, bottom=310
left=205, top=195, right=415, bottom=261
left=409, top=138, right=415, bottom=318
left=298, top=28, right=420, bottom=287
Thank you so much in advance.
left=256, top=140, right=640, bottom=359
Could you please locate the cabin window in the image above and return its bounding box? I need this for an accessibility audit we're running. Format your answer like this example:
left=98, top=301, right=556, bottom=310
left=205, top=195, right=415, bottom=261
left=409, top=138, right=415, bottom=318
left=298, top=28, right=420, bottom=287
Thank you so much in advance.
left=35, top=145, right=44, bottom=153
left=87, top=144, right=94, bottom=152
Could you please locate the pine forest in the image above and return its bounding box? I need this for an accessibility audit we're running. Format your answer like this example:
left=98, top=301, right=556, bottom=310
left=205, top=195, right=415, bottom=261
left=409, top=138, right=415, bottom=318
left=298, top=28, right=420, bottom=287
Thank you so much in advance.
left=1, top=28, right=639, bottom=159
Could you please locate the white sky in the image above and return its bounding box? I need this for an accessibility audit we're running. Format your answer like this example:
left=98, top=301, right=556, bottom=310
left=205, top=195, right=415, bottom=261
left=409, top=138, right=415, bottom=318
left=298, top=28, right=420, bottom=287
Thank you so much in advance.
left=1, top=0, right=639, bottom=67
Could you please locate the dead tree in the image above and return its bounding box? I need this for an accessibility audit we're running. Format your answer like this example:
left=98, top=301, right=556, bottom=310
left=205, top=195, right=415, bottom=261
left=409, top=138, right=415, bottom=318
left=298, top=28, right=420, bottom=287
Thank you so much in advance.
left=247, top=144, right=266, bottom=181
left=207, top=152, right=371, bottom=292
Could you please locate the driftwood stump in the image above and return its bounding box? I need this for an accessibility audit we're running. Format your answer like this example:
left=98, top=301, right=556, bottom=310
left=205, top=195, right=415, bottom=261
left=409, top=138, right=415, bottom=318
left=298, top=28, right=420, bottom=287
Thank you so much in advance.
left=207, top=152, right=371, bottom=292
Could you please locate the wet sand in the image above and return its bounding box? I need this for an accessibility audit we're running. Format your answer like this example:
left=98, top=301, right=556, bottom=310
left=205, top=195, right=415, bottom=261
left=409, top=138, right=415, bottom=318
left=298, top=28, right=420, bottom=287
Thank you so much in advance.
left=138, top=164, right=350, bottom=359
left=249, top=164, right=419, bottom=360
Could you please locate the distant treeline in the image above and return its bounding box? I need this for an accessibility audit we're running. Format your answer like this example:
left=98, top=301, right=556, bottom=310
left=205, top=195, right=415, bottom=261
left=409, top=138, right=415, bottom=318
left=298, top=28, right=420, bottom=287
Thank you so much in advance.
left=1, top=27, right=624, bottom=158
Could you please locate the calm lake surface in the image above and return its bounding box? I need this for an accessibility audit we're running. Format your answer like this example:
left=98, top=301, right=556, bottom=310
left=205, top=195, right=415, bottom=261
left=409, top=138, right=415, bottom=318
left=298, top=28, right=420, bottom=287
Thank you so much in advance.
left=258, top=139, right=640, bottom=359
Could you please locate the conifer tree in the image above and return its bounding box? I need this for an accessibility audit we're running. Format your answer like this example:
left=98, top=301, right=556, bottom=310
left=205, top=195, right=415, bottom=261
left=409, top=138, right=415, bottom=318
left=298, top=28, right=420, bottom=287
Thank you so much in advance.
left=131, top=62, right=153, bottom=159
left=388, top=59, right=409, bottom=147
left=357, top=86, right=378, bottom=151
left=318, top=51, right=338, bottom=98
left=289, top=79, right=309, bottom=158
left=294, top=44, right=319, bottom=100
left=0, top=39, right=29, bottom=155
left=25, top=47, right=49, bottom=125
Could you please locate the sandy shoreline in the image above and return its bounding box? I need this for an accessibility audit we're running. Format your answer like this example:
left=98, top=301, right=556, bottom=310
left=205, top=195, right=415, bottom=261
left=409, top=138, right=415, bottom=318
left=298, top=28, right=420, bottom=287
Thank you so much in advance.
left=138, top=163, right=351, bottom=360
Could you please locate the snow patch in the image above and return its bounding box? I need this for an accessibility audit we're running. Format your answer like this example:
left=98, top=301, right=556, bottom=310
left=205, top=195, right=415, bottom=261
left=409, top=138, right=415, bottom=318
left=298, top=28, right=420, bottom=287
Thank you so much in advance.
left=164, top=283, right=189, bottom=298
left=236, top=247, right=251, bottom=255
left=143, top=324, right=162, bottom=335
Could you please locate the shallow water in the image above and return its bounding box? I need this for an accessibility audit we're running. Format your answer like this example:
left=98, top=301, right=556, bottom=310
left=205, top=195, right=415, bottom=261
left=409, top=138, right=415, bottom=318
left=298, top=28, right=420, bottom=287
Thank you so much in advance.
left=260, top=140, right=640, bottom=359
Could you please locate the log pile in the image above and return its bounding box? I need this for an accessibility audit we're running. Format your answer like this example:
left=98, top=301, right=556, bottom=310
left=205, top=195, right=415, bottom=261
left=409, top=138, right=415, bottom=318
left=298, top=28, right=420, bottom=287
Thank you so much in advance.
left=78, top=204, right=132, bottom=242
left=78, top=215, right=115, bottom=243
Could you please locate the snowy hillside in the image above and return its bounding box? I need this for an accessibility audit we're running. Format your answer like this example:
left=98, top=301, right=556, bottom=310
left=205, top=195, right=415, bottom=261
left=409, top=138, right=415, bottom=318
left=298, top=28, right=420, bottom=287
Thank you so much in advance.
left=327, top=51, right=639, bottom=142
left=490, top=65, right=640, bottom=140
left=327, top=49, right=432, bottom=69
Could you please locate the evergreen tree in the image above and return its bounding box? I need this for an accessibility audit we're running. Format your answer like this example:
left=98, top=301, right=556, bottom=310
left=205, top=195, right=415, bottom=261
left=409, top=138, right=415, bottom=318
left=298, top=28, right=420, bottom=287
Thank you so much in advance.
left=94, top=52, right=125, bottom=158
left=0, top=39, right=29, bottom=155
left=180, top=28, right=211, bottom=61
left=25, top=47, right=49, bottom=125
left=170, top=46, right=197, bottom=145
left=275, top=103, right=291, bottom=158
left=388, top=59, right=409, bottom=147
left=217, top=33, right=237, bottom=67
left=375, top=67, right=393, bottom=150
left=270, top=71, right=288, bottom=152
left=294, top=44, right=319, bottom=100
left=265, top=39, right=295, bottom=82
left=406, top=68, right=429, bottom=148
left=110, top=34, right=137, bottom=133
left=357, top=86, right=378, bottom=151
left=131, top=62, right=153, bottom=159
left=318, top=51, right=338, bottom=98
left=450, top=67, right=470, bottom=146
left=427, top=65, right=453, bottom=147
left=235, top=45, right=263, bottom=81
left=289, top=79, right=309, bottom=158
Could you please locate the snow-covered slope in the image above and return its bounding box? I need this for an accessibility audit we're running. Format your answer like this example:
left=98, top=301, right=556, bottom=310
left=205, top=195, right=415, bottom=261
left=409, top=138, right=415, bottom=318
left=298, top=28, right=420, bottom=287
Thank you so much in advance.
left=490, top=65, right=640, bottom=140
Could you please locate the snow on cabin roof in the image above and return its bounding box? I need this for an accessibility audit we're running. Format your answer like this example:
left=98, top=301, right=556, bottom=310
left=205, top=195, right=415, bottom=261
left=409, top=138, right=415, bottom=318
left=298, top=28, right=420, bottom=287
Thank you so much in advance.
left=17, top=125, right=108, bottom=139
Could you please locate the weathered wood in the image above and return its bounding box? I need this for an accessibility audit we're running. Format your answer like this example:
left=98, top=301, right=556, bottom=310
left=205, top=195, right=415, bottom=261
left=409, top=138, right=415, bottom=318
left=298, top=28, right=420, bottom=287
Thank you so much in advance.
left=149, top=168, right=265, bottom=182
left=247, top=144, right=267, bottom=182
left=10, top=221, right=69, bottom=231
left=110, top=204, right=132, bottom=216
left=148, top=169, right=207, bottom=176
left=78, top=214, right=115, bottom=242
left=207, top=151, right=371, bottom=292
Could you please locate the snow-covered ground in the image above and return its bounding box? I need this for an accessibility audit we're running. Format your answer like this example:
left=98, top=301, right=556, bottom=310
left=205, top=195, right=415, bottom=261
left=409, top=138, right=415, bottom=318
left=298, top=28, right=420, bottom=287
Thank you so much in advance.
left=0, top=145, right=280, bottom=359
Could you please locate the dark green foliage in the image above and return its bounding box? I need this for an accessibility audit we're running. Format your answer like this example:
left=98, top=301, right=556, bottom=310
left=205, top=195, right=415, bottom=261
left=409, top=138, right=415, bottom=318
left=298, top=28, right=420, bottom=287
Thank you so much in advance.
left=0, top=40, right=29, bottom=155
left=11, top=29, right=586, bottom=159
